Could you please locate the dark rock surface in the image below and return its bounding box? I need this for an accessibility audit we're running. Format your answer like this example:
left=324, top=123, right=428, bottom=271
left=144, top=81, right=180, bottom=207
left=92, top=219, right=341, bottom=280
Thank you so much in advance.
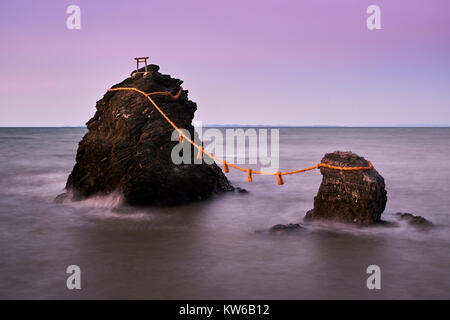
left=269, top=223, right=303, bottom=233
left=54, top=192, right=69, bottom=204
left=63, top=64, right=232, bottom=205
left=235, top=187, right=248, bottom=194
left=305, top=151, right=387, bottom=225
left=395, top=212, right=433, bottom=227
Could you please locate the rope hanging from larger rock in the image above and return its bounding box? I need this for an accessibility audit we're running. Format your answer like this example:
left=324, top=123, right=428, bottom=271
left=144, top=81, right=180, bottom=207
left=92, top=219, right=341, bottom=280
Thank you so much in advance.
left=107, top=87, right=374, bottom=185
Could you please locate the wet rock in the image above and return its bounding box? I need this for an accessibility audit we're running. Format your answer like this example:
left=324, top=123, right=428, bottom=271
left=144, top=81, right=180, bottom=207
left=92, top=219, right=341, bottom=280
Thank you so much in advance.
left=54, top=192, right=69, bottom=204
left=235, top=187, right=248, bottom=194
left=269, top=223, right=303, bottom=233
left=395, top=212, right=433, bottom=227
left=305, top=151, right=387, bottom=225
left=304, top=209, right=315, bottom=222
left=372, top=220, right=399, bottom=228
left=64, top=64, right=232, bottom=205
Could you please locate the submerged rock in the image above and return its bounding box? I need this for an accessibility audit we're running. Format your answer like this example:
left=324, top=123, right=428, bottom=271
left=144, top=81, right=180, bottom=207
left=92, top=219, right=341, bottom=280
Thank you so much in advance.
left=54, top=192, right=69, bottom=204
left=269, top=223, right=303, bottom=233
left=235, top=187, right=248, bottom=194
left=305, top=151, right=387, bottom=225
left=395, top=212, right=433, bottom=227
left=63, top=64, right=232, bottom=205
left=372, top=219, right=399, bottom=228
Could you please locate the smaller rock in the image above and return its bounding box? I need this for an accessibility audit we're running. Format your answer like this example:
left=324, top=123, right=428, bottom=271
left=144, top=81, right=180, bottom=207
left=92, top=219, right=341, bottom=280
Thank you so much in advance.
left=304, top=209, right=314, bottom=222
left=305, top=151, right=387, bottom=225
left=269, top=223, right=303, bottom=233
left=235, top=187, right=248, bottom=194
left=395, top=213, right=433, bottom=227
left=54, top=192, right=69, bottom=204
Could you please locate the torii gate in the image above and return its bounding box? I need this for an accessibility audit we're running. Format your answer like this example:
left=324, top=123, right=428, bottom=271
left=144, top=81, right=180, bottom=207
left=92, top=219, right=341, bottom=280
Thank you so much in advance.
left=133, top=57, right=150, bottom=78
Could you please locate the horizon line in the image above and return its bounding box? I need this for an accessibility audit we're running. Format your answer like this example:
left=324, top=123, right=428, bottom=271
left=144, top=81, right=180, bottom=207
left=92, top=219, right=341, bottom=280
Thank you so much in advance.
left=1, top=125, right=450, bottom=128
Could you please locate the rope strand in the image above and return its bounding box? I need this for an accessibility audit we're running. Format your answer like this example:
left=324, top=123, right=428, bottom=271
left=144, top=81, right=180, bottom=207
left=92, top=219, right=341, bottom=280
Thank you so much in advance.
left=222, top=160, right=229, bottom=173
left=107, top=87, right=374, bottom=185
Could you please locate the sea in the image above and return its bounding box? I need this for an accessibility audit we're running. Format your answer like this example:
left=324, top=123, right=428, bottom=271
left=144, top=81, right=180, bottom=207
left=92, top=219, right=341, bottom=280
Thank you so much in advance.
left=0, top=127, right=449, bottom=299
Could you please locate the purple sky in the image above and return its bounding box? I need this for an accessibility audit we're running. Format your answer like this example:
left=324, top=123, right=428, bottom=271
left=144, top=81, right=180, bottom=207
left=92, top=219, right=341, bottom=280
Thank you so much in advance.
left=1, top=0, right=449, bottom=126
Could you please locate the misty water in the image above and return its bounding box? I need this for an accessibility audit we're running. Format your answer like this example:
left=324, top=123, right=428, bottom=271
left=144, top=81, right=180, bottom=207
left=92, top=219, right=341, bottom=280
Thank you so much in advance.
left=0, top=127, right=449, bottom=299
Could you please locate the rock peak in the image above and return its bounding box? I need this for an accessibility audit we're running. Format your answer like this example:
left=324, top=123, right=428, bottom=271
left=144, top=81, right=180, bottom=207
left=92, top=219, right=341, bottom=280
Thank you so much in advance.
left=321, top=151, right=369, bottom=168
left=131, top=63, right=160, bottom=75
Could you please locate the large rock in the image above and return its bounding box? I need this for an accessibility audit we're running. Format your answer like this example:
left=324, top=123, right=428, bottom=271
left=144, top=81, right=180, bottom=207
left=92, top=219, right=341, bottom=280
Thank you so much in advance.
left=64, top=64, right=232, bottom=205
left=305, top=151, right=387, bottom=225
